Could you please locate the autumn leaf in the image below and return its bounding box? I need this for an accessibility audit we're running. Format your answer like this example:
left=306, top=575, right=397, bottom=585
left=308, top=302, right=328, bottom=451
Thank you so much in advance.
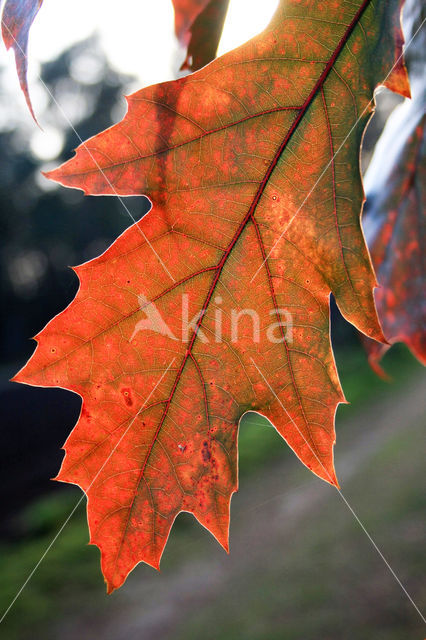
left=15, top=0, right=409, bottom=592
left=362, top=0, right=425, bottom=375
left=1, top=0, right=42, bottom=121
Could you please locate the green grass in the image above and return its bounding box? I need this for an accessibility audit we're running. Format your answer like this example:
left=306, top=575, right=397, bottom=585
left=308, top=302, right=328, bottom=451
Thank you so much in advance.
left=0, top=493, right=100, bottom=638
left=176, top=417, right=426, bottom=640
left=0, top=343, right=423, bottom=639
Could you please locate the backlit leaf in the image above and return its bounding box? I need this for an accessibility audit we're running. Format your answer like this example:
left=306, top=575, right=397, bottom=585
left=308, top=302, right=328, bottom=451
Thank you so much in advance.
left=15, top=0, right=409, bottom=592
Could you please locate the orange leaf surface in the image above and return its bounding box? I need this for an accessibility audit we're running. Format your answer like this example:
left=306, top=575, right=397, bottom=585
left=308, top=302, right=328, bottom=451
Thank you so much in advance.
left=15, top=0, right=409, bottom=592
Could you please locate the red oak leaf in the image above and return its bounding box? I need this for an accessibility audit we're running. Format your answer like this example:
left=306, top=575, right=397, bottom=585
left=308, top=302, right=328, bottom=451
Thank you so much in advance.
left=15, top=0, right=409, bottom=592
left=362, top=0, right=425, bottom=375
left=1, top=0, right=43, bottom=122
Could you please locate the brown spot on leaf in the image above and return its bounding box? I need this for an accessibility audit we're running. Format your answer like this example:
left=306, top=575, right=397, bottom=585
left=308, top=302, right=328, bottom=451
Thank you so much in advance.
left=121, top=388, right=133, bottom=406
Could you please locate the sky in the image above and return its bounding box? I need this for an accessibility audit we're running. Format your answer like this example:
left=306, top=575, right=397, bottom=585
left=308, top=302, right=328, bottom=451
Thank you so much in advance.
left=0, top=0, right=279, bottom=123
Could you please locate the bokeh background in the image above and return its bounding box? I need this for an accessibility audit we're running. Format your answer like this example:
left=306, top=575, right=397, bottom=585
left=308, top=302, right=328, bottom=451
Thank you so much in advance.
left=0, top=1, right=425, bottom=638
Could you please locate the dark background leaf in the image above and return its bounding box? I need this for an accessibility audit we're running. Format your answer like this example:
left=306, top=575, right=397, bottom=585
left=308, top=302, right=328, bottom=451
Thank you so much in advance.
left=362, top=0, right=426, bottom=374
left=180, top=0, right=230, bottom=71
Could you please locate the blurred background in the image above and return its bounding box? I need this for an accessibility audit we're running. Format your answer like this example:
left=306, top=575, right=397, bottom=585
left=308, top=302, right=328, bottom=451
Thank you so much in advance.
left=0, top=1, right=424, bottom=638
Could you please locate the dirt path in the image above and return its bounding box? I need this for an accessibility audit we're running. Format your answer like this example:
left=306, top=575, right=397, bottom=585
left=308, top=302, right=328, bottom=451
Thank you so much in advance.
left=57, top=373, right=426, bottom=640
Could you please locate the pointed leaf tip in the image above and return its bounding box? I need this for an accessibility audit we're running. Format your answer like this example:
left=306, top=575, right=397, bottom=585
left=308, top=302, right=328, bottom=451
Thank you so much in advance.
left=1, top=0, right=43, bottom=122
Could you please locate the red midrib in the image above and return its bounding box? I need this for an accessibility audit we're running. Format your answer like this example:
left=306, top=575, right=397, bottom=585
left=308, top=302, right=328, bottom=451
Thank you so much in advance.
left=114, top=0, right=372, bottom=567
